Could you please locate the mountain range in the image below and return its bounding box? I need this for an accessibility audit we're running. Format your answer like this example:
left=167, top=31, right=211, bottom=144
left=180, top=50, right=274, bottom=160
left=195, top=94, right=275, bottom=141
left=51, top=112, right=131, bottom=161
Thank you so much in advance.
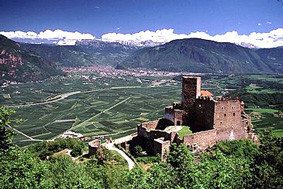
left=21, top=39, right=139, bottom=67
left=118, top=38, right=283, bottom=74
left=1, top=35, right=283, bottom=85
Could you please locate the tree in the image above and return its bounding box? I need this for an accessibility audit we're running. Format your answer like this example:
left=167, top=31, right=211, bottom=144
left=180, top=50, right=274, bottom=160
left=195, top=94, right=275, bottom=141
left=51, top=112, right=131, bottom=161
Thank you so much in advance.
left=134, top=145, right=143, bottom=157
left=0, top=106, right=15, bottom=151
left=251, top=129, right=283, bottom=188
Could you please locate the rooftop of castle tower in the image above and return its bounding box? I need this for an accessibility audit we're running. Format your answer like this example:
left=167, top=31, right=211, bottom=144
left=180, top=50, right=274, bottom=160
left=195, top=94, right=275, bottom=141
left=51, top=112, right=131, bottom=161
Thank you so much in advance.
left=200, top=90, right=213, bottom=97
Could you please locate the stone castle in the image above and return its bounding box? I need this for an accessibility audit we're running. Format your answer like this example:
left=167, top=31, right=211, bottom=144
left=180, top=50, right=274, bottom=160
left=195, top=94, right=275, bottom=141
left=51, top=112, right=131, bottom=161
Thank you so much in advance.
left=130, top=76, right=256, bottom=160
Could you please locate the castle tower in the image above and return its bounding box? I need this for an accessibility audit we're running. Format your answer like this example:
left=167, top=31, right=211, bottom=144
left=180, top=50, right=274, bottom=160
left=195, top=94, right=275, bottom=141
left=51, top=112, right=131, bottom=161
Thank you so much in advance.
left=181, top=77, right=201, bottom=111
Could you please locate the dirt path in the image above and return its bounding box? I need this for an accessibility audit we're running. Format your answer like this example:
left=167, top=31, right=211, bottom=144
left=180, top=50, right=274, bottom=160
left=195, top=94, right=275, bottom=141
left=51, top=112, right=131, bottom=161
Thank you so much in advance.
left=70, top=96, right=132, bottom=130
left=7, top=91, right=81, bottom=108
left=6, top=124, right=43, bottom=142
left=7, top=85, right=162, bottom=108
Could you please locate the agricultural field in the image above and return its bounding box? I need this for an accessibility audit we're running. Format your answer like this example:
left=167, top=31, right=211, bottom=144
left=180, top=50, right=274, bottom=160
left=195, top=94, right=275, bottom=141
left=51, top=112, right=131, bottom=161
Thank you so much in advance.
left=1, top=73, right=181, bottom=146
left=246, top=107, right=283, bottom=137
left=1, top=73, right=282, bottom=146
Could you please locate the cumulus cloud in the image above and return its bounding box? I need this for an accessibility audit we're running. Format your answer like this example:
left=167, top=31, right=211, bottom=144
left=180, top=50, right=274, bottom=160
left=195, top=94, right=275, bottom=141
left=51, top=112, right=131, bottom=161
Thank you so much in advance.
left=102, top=28, right=283, bottom=48
left=0, top=29, right=95, bottom=45
left=1, top=28, right=283, bottom=48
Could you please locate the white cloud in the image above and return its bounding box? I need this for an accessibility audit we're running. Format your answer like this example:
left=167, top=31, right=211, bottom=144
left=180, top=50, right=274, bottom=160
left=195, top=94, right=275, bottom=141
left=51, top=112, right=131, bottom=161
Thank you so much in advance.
left=266, top=21, right=272, bottom=25
left=0, top=29, right=95, bottom=45
left=102, top=28, right=283, bottom=48
left=1, top=28, right=283, bottom=48
left=258, top=23, right=262, bottom=26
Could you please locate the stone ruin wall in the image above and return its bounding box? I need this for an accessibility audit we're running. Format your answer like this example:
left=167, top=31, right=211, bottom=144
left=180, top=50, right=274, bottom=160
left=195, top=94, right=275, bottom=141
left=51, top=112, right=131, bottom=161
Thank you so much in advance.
left=213, top=100, right=248, bottom=141
left=174, top=110, right=184, bottom=126
left=88, top=140, right=101, bottom=156
left=138, top=124, right=172, bottom=140
left=182, top=129, right=217, bottom=150
left=165, top=107, right=174, bottom=122
left=165, top=106, right=184, bottom=126
left=153, top=139, right=171, bottom=161
left=194, top=98, right=215, bottom=131
left=182, top=77, right=201, bottom=112
left=139, top=119, right=159, bottom=130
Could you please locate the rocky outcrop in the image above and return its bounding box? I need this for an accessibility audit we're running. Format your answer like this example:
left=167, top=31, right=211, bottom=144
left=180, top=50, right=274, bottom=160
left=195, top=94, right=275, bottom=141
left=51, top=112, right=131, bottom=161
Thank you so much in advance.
left=0, top=35, right=62, bottom=85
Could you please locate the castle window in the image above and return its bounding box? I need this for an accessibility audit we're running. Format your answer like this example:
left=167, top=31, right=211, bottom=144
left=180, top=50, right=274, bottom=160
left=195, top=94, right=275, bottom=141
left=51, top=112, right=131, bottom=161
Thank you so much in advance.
left=220, top=121, right=223, bottom=125
left=233, top=113, right=236, bottom=116
left=224, top=114, right=226, bottom=117
left=221, top=107, right=224, bottom=110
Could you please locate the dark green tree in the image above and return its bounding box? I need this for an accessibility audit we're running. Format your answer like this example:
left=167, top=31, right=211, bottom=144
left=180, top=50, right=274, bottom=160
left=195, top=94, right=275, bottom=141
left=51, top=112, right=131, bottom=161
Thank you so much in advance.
left=0, top=106, right=15, bottom=151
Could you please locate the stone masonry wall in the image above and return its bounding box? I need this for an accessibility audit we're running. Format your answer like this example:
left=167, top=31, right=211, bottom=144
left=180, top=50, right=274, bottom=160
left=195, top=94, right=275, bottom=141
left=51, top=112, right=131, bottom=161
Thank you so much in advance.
left=153, top=139, right=171, bottom=161
left=165, top=106, right=174, bottom=122
left=182, top=77, right=201, bottom=112
left=140, top=119, right=159, bottom=130
left=213, top=100, right=247, bottom=141
left=183, top=129, right=217, bottom=150
left=194, top=98, right=215, bottom=131
left=138, top=125, right=171, bottom=140
left=174, top=109, right=184, bottom=126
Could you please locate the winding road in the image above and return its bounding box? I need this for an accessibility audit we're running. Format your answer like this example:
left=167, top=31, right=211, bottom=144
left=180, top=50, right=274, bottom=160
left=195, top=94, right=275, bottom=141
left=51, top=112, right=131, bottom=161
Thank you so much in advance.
left=7, top=85, right=155, bottom=108
left=105, top=142, right=135, bottom=170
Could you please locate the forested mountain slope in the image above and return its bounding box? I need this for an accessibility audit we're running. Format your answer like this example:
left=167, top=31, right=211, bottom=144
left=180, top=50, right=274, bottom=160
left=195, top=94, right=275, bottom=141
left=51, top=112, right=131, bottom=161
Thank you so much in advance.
left=119, top=38, right=283, bottom=74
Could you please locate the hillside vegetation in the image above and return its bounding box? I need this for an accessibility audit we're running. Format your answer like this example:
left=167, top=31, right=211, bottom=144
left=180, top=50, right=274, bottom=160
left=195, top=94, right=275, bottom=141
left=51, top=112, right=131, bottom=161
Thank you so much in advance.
left=119, top=38, right=283, bottom=74
left=1, top=106, right=282, bottom=188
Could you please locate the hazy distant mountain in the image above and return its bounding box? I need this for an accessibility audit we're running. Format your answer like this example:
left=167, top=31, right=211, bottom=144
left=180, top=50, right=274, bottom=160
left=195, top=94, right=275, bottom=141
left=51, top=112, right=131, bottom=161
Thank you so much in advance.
left=0, top=35, right=62, bottom=84
left=17, top=37, right=283, bottom=75
left=100, top=39, right=164, bottom=47
left=256, top=47, right=283, bottom=74
left=118, top=38, right=283, bottom=74
left=21, top=39, right=140, bottom=67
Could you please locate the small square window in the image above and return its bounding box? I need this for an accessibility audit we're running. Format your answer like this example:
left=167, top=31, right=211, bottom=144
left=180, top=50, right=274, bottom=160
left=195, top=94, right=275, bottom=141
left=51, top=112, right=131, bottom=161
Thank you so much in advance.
left=233, top=113, right=236, bottom=116
left=224, top=114, right=226, bottom=117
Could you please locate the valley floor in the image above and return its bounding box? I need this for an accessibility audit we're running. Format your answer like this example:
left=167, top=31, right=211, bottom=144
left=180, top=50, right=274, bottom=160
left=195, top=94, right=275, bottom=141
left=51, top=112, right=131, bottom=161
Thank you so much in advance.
left=1, top=70, right=282, bottom=146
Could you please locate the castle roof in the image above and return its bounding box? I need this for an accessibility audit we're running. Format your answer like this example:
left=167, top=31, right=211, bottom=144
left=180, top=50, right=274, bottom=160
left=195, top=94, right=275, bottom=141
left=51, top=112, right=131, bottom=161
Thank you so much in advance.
left=200, top=90, right=213, bottom=97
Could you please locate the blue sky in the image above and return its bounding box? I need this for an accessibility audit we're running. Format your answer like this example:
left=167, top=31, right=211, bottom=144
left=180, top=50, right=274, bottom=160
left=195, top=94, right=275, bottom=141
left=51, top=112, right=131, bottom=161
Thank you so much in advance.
left=0, top=0, right=283, bottom=47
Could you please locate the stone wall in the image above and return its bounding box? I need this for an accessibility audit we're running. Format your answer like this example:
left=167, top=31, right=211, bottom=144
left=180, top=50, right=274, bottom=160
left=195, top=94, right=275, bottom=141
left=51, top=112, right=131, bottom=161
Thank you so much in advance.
left=165, top=106, right=174, bottom=122
left=153, top=138, right=171, bottom=161
left=182, top=77, right=201, bottom=112
left=174, top=109, right=184, bottom=126
left=88, top=140, right=101, bottom=156
left=165, top=106, right=184, bottom=126
left=194, top=98, right=215, bottom=131
left=213, top=99, right=247, bottom=141
left=183, top=129, right=217, bottom=150
left=140, top=119, right=159, bottom=130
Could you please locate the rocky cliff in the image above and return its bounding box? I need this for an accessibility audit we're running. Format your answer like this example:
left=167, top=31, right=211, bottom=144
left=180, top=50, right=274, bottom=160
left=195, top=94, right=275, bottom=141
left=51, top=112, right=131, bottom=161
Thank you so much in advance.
left=0, top=35, right=62, bottom=85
